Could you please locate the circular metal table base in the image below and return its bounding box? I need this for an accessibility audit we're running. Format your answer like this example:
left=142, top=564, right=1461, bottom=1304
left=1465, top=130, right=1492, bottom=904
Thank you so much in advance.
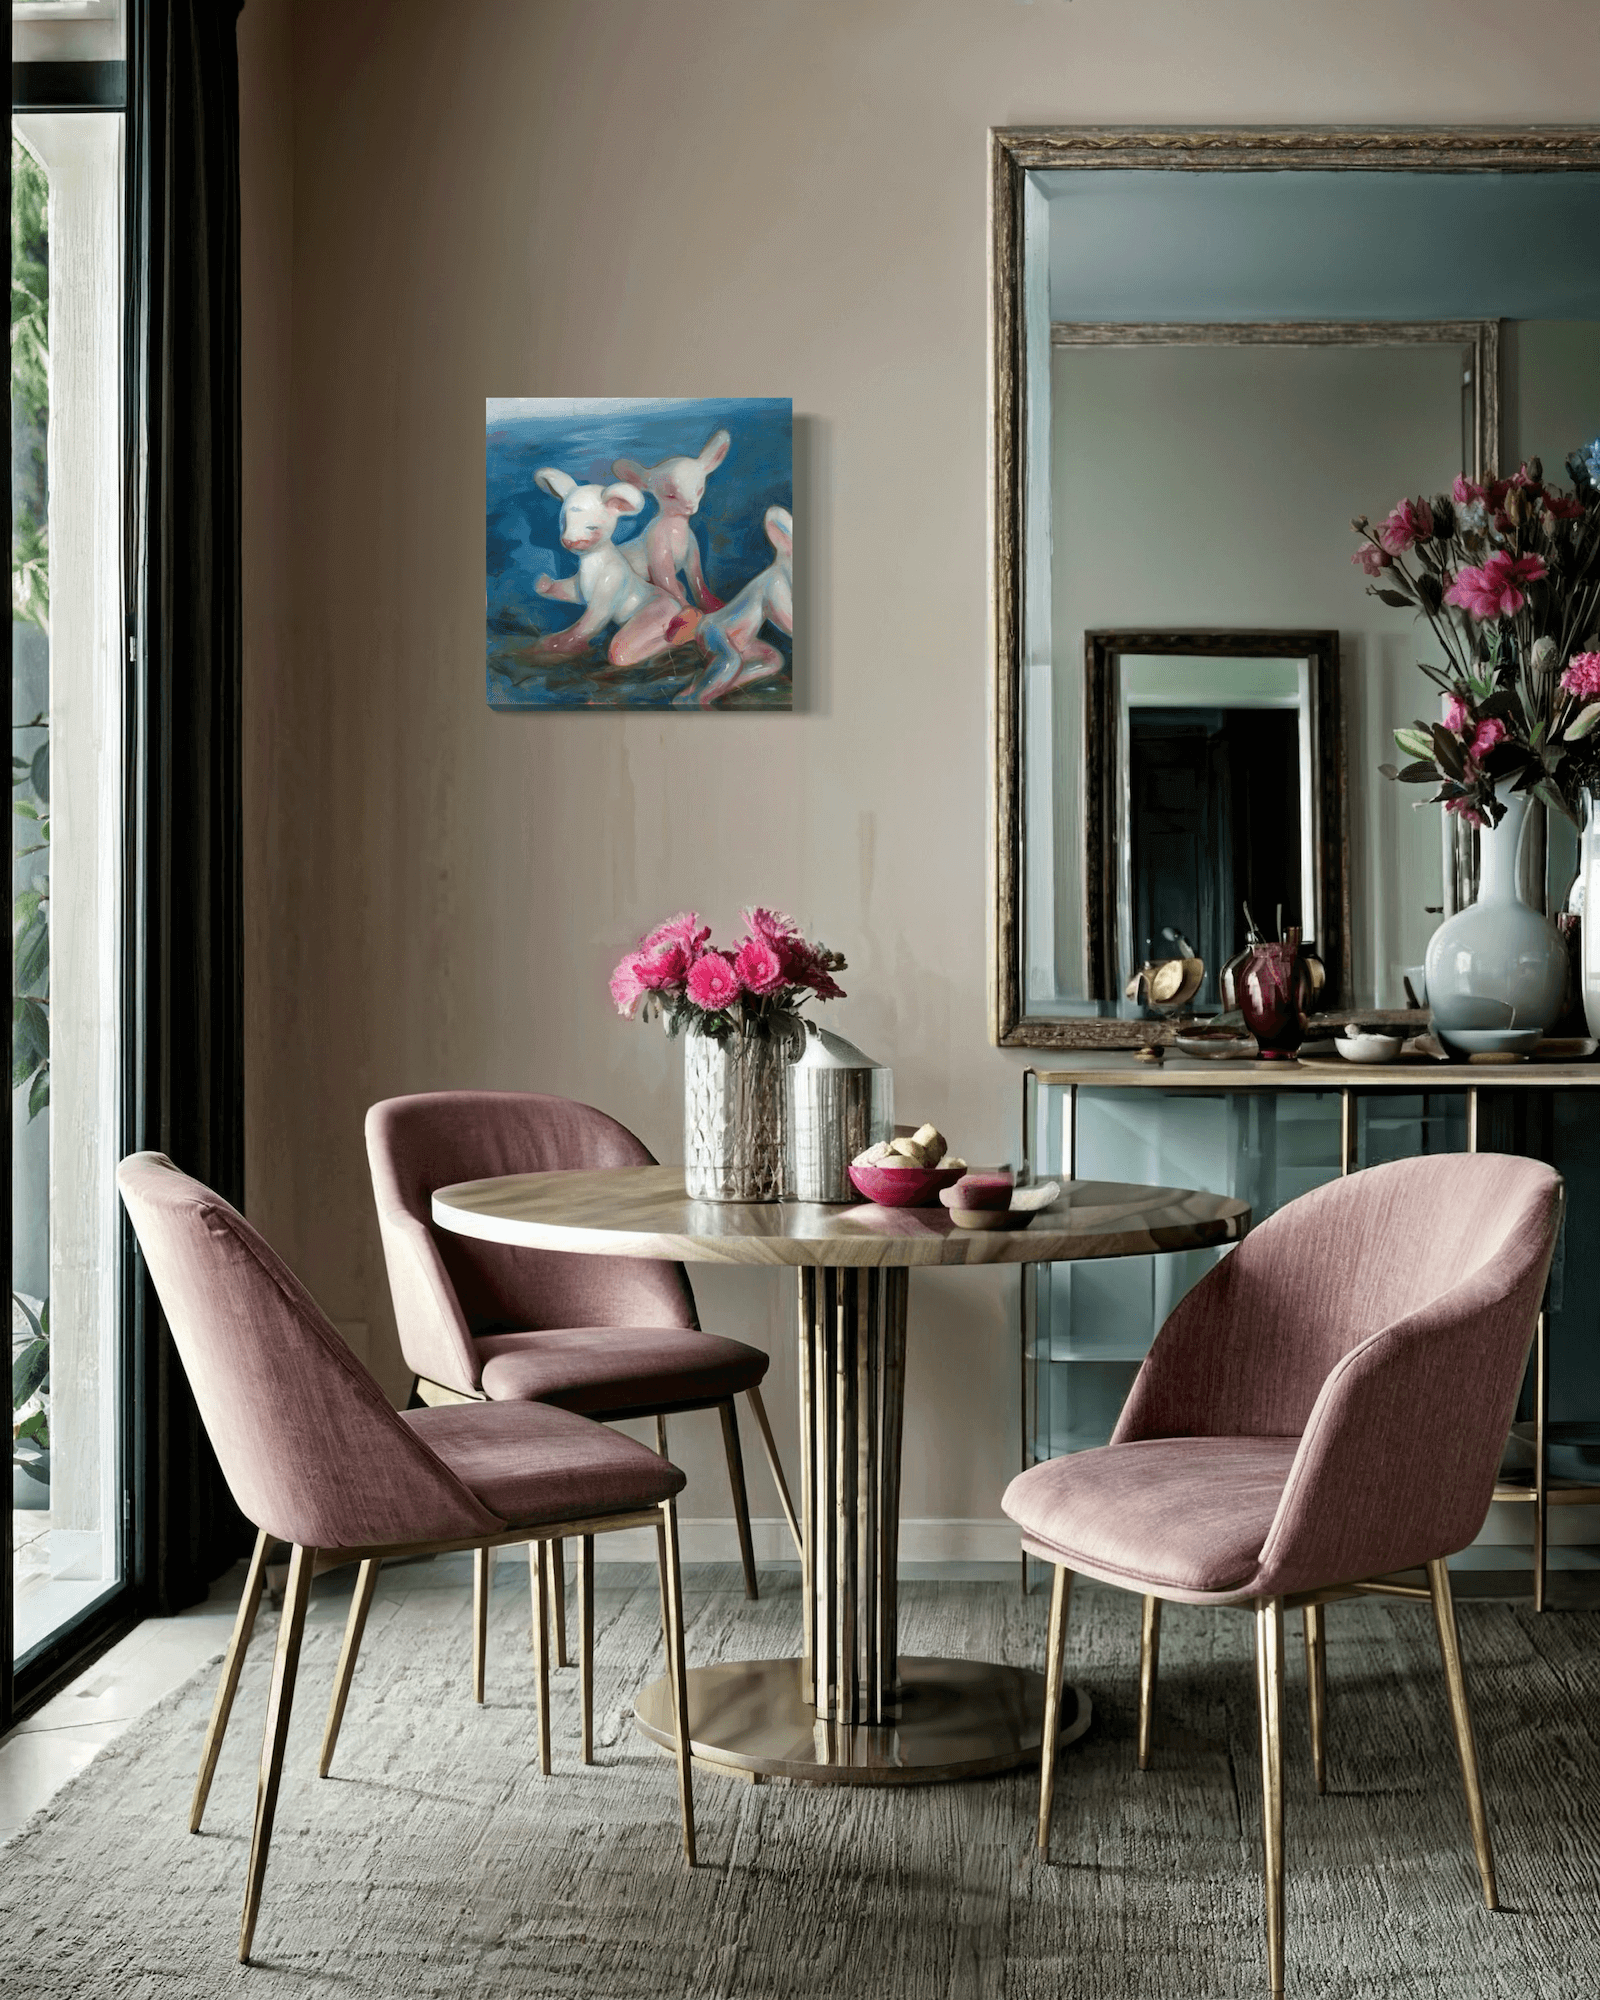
left=634, top=1655, right=1092, bottom=1786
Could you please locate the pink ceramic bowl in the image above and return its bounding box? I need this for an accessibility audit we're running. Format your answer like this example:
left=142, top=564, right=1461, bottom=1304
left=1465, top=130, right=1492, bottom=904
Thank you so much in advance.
left=940, top=1171, right=1015, bottom=1212
left=847, top=1161, right=967, bottom=1208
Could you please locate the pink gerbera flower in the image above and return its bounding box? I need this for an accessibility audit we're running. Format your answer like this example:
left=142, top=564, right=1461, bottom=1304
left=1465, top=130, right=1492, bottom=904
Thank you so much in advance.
left=686, top=952, right=739, bottom=1011
left=740, top=906, right=798, bottom=945
left=641, top=910, right=711, bottom=956
left=732, top=935, right=787, bottom=996
left=635, top=942, right=689, bottom=991
left=1561, top=651, right=1600, bottom=701
left=609, top=957, right=647, bottom=1018
left=1444, top=552, right=1547, bottom=620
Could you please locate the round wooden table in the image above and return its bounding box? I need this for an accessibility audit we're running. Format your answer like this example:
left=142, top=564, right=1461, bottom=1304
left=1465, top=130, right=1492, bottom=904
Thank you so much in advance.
left=432, top=1165, right=1250, bottom=1786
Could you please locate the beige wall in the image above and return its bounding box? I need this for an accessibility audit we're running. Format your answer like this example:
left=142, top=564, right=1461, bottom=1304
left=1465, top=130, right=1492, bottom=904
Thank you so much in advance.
left=236, top=0, right=1600, bottom=1548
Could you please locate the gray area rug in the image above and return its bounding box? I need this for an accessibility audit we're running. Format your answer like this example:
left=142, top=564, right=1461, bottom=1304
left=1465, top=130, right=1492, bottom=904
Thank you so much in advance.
left=2, top=1562, right=1598, bottom=1998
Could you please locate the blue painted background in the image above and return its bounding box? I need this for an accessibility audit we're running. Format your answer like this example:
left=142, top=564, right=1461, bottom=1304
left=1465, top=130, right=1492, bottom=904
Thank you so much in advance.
left=485, top=395, right=792, bottom=709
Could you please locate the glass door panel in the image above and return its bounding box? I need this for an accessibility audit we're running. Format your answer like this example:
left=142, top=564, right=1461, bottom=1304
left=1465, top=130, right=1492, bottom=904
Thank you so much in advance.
left=10, top=112, right=124, bottom=1665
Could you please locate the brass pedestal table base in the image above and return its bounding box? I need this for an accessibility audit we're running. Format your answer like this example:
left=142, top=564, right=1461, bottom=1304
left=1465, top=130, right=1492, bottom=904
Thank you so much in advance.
left=634, top=1655, right=1092, bottom=1785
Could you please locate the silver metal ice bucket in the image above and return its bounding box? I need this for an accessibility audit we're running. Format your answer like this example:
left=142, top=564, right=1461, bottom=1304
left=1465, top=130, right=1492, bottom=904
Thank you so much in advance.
left=786, top=1023, right=893, bottom=1203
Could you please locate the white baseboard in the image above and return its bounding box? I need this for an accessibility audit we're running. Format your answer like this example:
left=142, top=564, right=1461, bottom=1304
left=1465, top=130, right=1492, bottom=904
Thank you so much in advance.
left=587, top=1517, right=1023, bottom=1567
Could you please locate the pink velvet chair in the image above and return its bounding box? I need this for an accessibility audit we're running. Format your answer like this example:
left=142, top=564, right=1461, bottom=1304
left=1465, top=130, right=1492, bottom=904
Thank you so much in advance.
left=117, top=1152, right=697, bottom=1966
left=1002, top=1152, right=1562, bottom=1999
left=365, top=1090, right=800, bottom=1680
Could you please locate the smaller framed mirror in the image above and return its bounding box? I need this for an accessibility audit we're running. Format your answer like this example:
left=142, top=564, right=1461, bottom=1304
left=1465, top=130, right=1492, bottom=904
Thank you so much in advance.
left=1084, top=629, right=1348, bottom=1017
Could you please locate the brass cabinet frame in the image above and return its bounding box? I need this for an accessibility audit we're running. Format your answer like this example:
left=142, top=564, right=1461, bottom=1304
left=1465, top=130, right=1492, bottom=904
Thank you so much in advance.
left=990, top=124, right=1600, bottom=1049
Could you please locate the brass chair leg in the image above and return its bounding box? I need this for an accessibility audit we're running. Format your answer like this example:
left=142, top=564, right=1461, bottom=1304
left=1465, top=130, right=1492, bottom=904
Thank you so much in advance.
left=239, top=1543, right=316, bottom=1965
left=1427, top=1556, right=1498, bottom=1909
left=320, top=1557, right=381, bottom=1776
left=1137, top=1594, right=1161, bottom=1771
left=745, top=1382, right=802, bottom=1557
left=652, top=1417, right=679, bottom=1711
left=1037, top=1564, right=1072, bottom=1857
left=192, top=1526, right=272, bottom=1833
left=472, top=1546, right=490, bottom=1703
left=1255, top=1597, right=1286, bottom=2000
left=578, top=1534, right=595, bottom=1764
left=719, top=1399, right=760, bottom=1601
left=532, top=1538, right=553, bottom=1776
left=549, top=1538, right=570, bottom=1668
left=658, top=1498, right=697, bottom=1866
left=1304, top=1602, right=1328, bottom=1795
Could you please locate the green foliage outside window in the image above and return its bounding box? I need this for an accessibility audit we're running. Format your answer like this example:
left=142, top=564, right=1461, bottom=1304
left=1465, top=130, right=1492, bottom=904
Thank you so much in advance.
left=11, top=136, right=50, bottom=1476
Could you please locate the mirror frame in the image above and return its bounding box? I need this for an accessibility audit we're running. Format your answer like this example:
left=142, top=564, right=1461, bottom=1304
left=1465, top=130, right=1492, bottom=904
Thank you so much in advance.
left=989, top=124, right=1600, bottom=1049
left=1084, top=627, right=1346, bottom=1016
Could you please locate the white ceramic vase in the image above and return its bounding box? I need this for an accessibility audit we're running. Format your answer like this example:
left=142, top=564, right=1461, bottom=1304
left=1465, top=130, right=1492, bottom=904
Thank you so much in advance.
left=1581, top=786, right=1600, bottom=1040
left=1424, top=783, right=1569, bottom=1051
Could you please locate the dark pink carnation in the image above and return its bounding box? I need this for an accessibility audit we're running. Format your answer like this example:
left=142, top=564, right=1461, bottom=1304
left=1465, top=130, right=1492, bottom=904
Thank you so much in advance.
left=609, top=957, right=646, bottom=1018
left=1561, top=651, right=1600, bottom=701
left=1444, top=552, right=1547, bottom=620
left=1352, top=543, right=1392, bottom=577
left=1443, top=694, right=1471, bottom=735
left=1445, top=794, right=1486, bottom=829
left=1452, top=474, right=1486, bottom=509
left=1545, top=492, right=1585, bottom=522
left=686, top=952, right=739, bottom=1011
left=780, top=938, right=845, bottom=1001
left=1378, top=498, right=1434, bottom=555
left=733, top=935, right=786, bottom=996
left=635, top=942, right=689, bottom=990
left=1469, top=717, right=1507, bottom=758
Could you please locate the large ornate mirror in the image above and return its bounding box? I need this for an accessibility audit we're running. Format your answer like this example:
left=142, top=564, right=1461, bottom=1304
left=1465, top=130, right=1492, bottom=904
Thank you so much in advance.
left=991, top=128, right=1600, bottom=1048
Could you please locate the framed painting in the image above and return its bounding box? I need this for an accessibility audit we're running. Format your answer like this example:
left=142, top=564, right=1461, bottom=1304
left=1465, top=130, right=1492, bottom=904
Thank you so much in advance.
left=485, top=395, right=793, bottom=710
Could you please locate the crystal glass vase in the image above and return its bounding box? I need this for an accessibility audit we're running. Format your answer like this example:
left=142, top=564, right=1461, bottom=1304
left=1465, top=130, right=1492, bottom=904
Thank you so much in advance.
left=683, top=1019, right=798, bottom=1202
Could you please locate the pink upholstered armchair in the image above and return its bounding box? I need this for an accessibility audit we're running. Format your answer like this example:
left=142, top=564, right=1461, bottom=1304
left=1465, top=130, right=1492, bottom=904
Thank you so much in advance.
left=1002, top=1152, right=1563, bottom=1998
left=365, top=1090, right=800, bottom=1710
left=117, top=1152, right=697, bottom=1966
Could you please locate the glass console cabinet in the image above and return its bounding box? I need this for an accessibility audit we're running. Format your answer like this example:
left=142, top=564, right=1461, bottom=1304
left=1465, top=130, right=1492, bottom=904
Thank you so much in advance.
left=1021, top=1057, right=1600, bottom=1608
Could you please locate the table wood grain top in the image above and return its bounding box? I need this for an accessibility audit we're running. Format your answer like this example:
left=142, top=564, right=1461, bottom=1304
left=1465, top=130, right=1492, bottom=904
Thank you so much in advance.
left=431, top=1165, right=1251, bottom=1268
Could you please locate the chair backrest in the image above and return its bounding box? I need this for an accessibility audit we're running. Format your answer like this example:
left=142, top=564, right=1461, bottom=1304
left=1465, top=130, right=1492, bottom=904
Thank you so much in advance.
left=118, top=1152, right=502, bottom=1551
left=365, top=1091, right=697, bottom=1395
left=1115, top=1152, right=1561, bottom=1445
left=1113, top=1153, right=1563, bottom=1586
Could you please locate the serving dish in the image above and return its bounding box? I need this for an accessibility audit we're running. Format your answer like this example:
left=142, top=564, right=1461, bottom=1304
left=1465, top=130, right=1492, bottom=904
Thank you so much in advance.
left=1335, top=1031, right=1401, bottom=1064
left=1173, top=1034, right=1258, bottom=1061
left=846, top=1161, right=966, bottom=1208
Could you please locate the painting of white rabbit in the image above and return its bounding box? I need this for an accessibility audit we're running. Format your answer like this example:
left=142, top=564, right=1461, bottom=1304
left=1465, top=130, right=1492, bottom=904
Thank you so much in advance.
left=486, top=395, right=792, bottom=709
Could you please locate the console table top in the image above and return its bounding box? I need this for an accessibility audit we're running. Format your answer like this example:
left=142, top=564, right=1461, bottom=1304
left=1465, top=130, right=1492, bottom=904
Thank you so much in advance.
left=1030, top=1057, right=1600, bottom=1090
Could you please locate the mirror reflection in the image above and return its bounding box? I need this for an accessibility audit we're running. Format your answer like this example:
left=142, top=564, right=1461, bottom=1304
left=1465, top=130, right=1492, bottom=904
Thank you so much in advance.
left=996, top=151, right=1600, bottom=1047
left=1087, top=636, right=1337, bottom=1015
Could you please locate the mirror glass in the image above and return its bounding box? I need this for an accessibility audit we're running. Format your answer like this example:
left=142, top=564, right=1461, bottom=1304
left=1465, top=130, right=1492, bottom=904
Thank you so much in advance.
left=1090, top=640, right=1328, bottom=1015
left=999, top=152, right=1600, bottom=1046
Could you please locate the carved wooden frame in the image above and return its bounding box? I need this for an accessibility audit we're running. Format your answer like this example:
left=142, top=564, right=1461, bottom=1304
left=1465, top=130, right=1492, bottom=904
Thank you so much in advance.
left=989, top=125, right=1600, bottom=1050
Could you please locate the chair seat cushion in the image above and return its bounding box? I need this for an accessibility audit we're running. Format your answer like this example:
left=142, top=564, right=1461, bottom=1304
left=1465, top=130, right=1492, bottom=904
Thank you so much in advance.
left=475, top=1325, right=769, bottom=1414
left=403, top=1400, right=683, bottom=1529
left=1002, top=1435, right=1301, bottom=1599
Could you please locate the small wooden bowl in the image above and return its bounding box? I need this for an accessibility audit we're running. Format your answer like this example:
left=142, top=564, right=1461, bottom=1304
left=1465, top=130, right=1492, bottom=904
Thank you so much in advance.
left=847, top=1161, right=967, bottom=1208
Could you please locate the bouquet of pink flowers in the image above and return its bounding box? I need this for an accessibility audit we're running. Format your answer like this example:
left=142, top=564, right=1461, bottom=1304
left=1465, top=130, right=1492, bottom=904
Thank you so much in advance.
left=609, top=907, right=847, bottom=1040
left=1352, top=453, right=1600, bottom=828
